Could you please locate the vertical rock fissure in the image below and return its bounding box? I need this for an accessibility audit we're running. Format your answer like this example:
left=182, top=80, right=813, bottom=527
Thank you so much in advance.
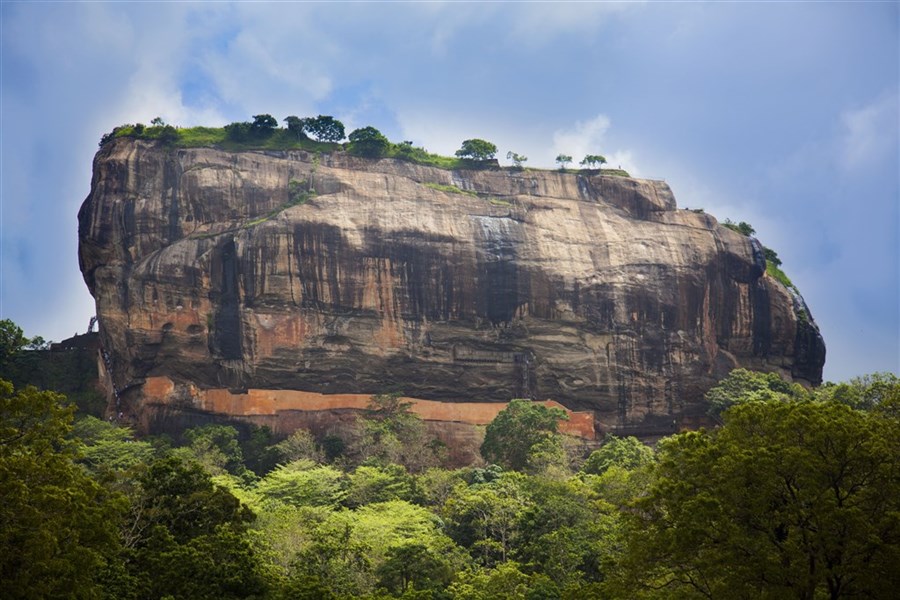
left=211, top=239, right=243, bottom=360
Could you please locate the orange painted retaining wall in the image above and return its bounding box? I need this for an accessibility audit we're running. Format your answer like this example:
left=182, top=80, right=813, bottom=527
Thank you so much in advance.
left=141, top=376, right=595, bottom=439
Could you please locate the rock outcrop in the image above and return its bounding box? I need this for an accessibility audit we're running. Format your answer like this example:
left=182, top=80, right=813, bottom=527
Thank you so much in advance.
left=78, top=138, right=825, bottom=440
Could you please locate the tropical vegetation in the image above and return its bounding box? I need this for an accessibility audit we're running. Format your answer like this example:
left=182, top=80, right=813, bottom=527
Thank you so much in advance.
left=99, top=114, right=631, bottom=177
left=2, top=318, right=897, bottom=599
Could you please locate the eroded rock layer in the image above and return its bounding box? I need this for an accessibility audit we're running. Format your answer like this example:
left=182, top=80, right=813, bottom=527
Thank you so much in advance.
left=78, top=139, right=825, bottom=438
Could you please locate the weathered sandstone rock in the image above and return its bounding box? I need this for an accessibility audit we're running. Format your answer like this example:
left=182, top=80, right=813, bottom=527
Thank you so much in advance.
left=78, top=138, right=825, bottom=440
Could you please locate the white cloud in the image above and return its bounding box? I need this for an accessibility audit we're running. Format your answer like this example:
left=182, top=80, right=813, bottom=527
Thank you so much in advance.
left=839, top=90, right=899, bottom=171
left=551, top=114, right=641, bottom=175
left=506, top=2, right=640, bottom=45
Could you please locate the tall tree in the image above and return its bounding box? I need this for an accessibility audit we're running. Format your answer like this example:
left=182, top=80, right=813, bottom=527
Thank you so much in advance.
left=304, top=115, right=345, bottom=142
left=0, top=319, right=29, bottom=372
left=0, top=380, right=123, bottom=599
left=581, top=435, right=654, bottom=476
left=283, top=115, right=308, bottom=140
left=704, top=368, right=806, bottom=419
left=555, top=154, right=573, bottom=170
left=615, top=400, right=900, bottom=599
left=456, top=138, right=498, bottom=161
left=481, top=399, right=568, bottom=471
left=348, top=126, right=390, bottom=158
left=579, top=154, right=607, bottom=169
left=506, top=151, right=527, bottom=169
left=250, top=114, right=278, bottom=135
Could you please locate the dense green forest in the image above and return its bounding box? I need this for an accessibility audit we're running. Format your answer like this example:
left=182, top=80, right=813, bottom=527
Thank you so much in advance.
left=1, top=319, right=898, bottom=599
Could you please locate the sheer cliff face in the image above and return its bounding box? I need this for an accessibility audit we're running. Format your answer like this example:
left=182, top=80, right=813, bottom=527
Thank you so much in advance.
left=78, top=138, right=824, bottom=436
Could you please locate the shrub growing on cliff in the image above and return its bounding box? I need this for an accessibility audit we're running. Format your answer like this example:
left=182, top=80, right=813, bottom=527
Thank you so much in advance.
left=456, top=138, right=497, bottom=161
left=348, top=126, right=390, bottom=158
left=251, top=114, right=278, bottom=135
left=580, top=154, right=607, bottom=169
left=225, top=121, right=253, bottom=142
left=283, top=115, right=308, bottom=140
left=506, top=151, right=527, bottom=169
left=304, top=115, right=345, bottom=142
left=722, top=218, right=756, bottom=237
left=555, top=154, right=573, bottom=170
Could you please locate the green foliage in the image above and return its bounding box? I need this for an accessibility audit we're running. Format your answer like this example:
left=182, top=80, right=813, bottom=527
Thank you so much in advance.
left=506, top=151, right=528, bottom=168
left=224, top=121, right=253, bottom=142
left=720, top=217, right=798, bottom=294
left=129, top=455, right=254, bottom=546
left=275, top=573, right=336, bottom=600
left=351, top=500, right=463, bottom=567
left=424, top=182, right=478, bottom=197
left=73, top=415, right=156, bottom=473
left=444, top=472, right=530, bottom=566
left=376, top=542, right=454, bottom=595
left=704, top=367, right=806, bottom=418
left=288, top=177, right=312, bottom=205
left=722, top=218, right=756, bottom=236
left=766, top=260, right=796, bottom=290
left=238, top=424, right=280, bottom=475
left=555, top=154, right=573, bottom=170
left=481, top=399, right=568, bottom=472
left=273, top=427, right=325, bottom=463
left=340, top=393, right=445, bottom=472
left=99, top=118, right=635, bottom=183
left=0, top=318, right=29, bottom=372
left=250, top=113, right=278, bottom=134
left=616, top=399, right=900, bottom=599
left=456, top=138, right=497, bottom=161
left=256, top=460, right=347, bottom=508
left=283, top=115, right=307, bottom=140
left=7, top=320, right=897, bottom=600
left=304, top=114, right=345, bottom=142
left=349, top=126, right=391, bottom=158
left=763, top=245, right=782, bottom=267
left=815, top=371, right=900, bottom=413
left=580, top=435, right=654, bottom=476
left=346, top=464, right=413, bottom=507
left=126, top=524, right=268, bottom=600
left=447, top=562, right=545, bottom=600
left=579, top=154, right=607, bottom=169
left=414, top=467, right=468, bottom=508
left=182, top=424, right=247, bottom=476
left=0, top=380, right=123, bottom=599
left=386, top=142, right=468, bottom=169
left=3, top=328, right=105, bottom=416
left=515, top=477, right=617, bottom=587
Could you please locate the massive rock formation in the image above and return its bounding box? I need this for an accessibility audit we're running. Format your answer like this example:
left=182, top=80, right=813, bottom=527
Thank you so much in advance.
left=78, top=138, right=824, bottom=440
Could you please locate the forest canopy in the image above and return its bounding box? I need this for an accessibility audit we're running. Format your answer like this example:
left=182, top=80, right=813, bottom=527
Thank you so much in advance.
left=1, top=322, right=897, bottom=599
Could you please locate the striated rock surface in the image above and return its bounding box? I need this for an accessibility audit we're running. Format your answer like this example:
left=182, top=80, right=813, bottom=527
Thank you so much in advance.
left=78, top=138, right=825, bottom=439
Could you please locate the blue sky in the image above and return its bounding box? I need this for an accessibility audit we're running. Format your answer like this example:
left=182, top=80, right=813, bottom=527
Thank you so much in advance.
left=1, top=1, right=897, bottom=382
